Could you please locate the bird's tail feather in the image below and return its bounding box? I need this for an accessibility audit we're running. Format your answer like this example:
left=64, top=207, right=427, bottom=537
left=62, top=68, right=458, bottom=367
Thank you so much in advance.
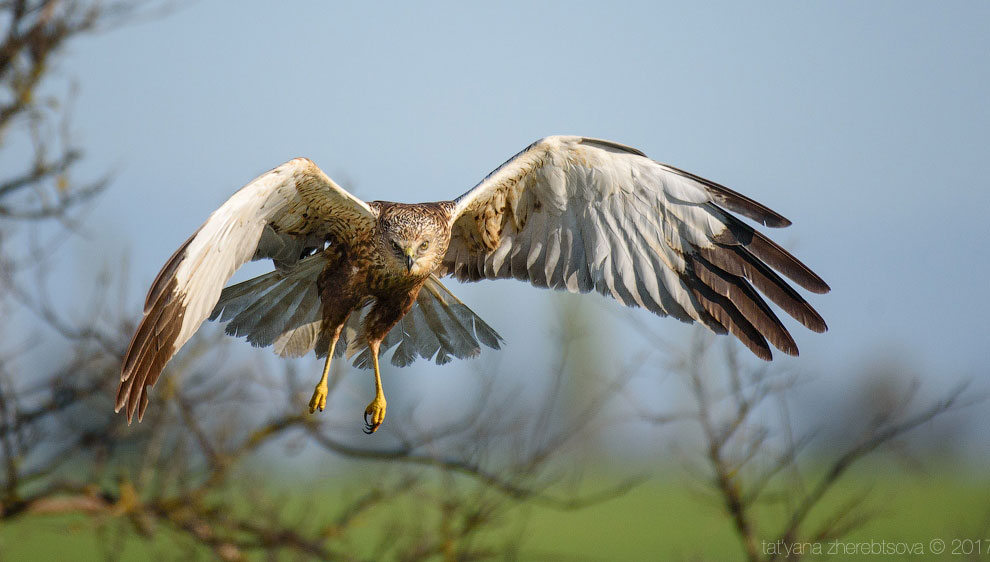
left=211, top=266, right=502, bottom=368
left=347, top=275, right=503, bottom=369
left=210, top=255, right=325, bottom=357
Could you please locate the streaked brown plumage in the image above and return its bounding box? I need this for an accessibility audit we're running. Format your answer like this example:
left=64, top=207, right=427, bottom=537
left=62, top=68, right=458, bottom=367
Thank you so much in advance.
left=117, top=136, right=829, bottom=432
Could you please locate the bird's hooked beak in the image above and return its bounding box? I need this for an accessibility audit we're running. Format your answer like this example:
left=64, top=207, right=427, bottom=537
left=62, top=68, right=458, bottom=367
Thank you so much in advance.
left=403, top=248, right=415, bottom=272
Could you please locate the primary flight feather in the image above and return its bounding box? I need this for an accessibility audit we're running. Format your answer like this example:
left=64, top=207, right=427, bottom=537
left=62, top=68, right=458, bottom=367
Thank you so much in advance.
left=117, top=136, right=829, bottom=432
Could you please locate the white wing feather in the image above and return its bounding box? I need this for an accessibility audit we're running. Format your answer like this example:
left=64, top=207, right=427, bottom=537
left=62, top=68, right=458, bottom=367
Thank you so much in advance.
left=445, top=136, right=829, bottom=359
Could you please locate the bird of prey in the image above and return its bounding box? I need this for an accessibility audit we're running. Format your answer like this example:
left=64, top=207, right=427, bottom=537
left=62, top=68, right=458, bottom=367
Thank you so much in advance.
left=116, top=136, right=829, bottom=432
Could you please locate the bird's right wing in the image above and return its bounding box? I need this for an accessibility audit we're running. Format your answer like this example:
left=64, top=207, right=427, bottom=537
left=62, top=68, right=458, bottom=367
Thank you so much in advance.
left=117, top=158, right=376, bottom=423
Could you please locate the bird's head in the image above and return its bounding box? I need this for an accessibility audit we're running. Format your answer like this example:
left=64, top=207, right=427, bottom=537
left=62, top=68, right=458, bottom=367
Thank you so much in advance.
left=378, top=205, right=448, bottom=277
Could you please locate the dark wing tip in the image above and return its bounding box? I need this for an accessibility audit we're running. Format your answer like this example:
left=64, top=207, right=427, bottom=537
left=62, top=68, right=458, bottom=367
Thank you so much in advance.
left=144, top=230, right=198, bottom=312
left=118, top=277, right=186, bottom=424
left=717, top=215, right=830, bottom=295
left=690, top=253, right=801, bottom=359
left=696, top=243, right=828, bottom=336
left=657, top=162, right=792, bottom=228
left=578, top=137, right=648, bottom=157
left=688, top=279, right=774, bottom=361
left=812, top=279, right=832, bottom=295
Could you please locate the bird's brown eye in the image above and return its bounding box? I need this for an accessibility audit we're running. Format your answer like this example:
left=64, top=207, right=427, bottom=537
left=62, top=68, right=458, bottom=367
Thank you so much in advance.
left=419, top=241, right=429, bottom=251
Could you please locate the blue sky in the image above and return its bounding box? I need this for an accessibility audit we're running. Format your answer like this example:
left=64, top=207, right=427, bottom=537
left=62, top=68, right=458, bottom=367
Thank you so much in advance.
left=36, top=1, right=989, bottom=415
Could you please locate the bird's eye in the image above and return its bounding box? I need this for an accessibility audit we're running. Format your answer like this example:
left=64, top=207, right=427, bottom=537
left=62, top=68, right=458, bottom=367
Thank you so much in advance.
left=419, top=241, right=429, bottom=252
left=391, top=240, right=401, bottom=252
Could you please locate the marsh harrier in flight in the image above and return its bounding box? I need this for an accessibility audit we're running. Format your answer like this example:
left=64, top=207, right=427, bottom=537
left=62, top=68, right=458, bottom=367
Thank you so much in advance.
left=117, top=136, right=829, bottom=432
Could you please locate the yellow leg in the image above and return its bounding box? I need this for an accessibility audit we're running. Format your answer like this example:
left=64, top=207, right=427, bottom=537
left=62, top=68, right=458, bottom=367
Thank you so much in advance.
left=363, top=341, right=387, bottom=434
left=308, top=338, right=337, bottom=413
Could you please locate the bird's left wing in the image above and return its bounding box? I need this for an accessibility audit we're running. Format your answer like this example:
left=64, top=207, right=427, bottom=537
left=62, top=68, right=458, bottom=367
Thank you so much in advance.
left=117, top=158, right=376, bottom=422
left=442, top=136, right=829, bottom=360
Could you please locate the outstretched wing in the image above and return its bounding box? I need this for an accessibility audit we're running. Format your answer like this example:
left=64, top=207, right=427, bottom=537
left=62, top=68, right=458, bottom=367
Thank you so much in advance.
left=117, top=158, right=376, bottom=423
left=442, top=136, right=829, bottom=360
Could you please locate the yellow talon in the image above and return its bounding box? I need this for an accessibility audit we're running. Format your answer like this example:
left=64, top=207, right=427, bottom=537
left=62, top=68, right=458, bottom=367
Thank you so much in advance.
left=363, top=395, right=387, bottom=434
left=363, top=341, right=387, bottom=434
left=309, top=383, right=328, bottom=413
left=309, top=337, right=336, bottom=414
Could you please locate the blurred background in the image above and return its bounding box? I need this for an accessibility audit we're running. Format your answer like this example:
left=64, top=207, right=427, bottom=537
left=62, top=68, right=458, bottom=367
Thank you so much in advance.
left=1, top=1, right=987, bottom=560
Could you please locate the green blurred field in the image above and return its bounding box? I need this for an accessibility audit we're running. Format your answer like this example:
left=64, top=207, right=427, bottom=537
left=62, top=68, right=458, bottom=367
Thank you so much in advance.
left=1, top=468, right=987, bottom=561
